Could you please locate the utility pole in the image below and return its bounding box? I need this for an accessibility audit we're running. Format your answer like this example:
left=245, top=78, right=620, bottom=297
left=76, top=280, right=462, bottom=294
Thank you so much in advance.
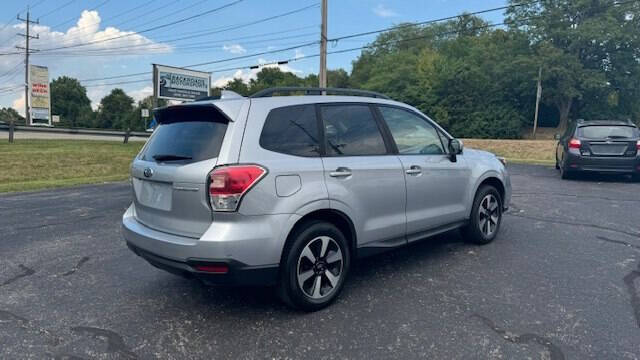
left=319, top=0, right=327, bottom=88
left=17, top=7, right=39, bottom=127
left=532, top=66, right=542, bottom=139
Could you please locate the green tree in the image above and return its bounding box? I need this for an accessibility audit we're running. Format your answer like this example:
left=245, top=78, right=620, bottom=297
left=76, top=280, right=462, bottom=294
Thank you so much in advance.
left=507, top=0, right=640, bottom=128
left=95, top=89, right=134, bottom=129
left=0, top=107, right=24, bottom=125
left=50, top=76, right=93, bottom=128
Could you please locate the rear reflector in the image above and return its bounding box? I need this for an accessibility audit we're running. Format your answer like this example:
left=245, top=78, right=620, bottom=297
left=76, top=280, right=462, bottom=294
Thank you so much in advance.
left=208, top=165, right=267, bottom=212
left=568, top=138, right=581, bottom=149
left=193, top=264, right=229, bottom=274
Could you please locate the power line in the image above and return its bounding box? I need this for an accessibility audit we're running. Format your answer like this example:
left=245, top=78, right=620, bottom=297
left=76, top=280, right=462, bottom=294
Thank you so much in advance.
left=0, top=3, right=320, bottom=56
left=329, top=0, right=543, bottom=42
left=37, top=0, right=244, bottom=53
left=50, top=0, right=111, bottom=30
left=40, top=31, right=319, bottom=57
left=37, top=0, right=77, bottom=20
left=43, top=2, right=320, bottom=55
left=0, top=61, right=23, bottom=79
left=82, top=16, right=534, bottom=89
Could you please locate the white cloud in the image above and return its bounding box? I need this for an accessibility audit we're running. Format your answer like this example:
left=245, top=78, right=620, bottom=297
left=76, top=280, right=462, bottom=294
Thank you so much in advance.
left=294, top=49, right=304, bottom=60
left=11, top=93, right=25, bottom=117
left=222, top=44, right=246, bottom=54
left=129, top=86, right=153, bottom=103
left=373, top=4, right=399, bottom=18
left=0, top=10, right=171, bottom=110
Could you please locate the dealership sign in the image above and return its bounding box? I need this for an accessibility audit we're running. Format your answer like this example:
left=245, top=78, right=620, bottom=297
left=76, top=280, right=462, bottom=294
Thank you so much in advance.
left=153, top=64, right=210, bottom=101
left=29, top=64, right=51, bottom=125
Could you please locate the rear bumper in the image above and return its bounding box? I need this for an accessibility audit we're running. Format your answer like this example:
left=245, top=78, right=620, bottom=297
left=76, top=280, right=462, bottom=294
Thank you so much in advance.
left=126, top=242, right=278, bottom=286
left=565, top=153, right=640, bottom=174
left=122, top=204, right=296, bottom=286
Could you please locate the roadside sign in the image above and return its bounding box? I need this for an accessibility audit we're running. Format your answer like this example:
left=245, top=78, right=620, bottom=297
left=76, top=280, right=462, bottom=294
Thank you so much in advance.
left=153, top=64, right=210, bottom=102
left=141, top=109, right=150, bottom=118
left=29, top=65, right=51, bottom=126
left=52, top=115, right=60, bottom=123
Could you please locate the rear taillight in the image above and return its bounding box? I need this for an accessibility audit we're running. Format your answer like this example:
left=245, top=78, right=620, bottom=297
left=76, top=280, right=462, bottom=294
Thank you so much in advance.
left=568, top=138, right=581, bottom=149
left=636, top=140, right=640, bottom=150
left=208, top=165, right=266, bottom=212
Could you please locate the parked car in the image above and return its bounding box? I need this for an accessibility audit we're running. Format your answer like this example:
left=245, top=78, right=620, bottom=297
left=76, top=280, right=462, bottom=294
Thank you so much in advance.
left=555, top=119, right=640, bottom=181
left=122, top=87, right=511, bottom=311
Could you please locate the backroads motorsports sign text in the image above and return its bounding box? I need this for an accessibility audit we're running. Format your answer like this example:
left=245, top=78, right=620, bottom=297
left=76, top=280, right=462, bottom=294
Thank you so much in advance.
left=154, top=64, right=210, bottom=101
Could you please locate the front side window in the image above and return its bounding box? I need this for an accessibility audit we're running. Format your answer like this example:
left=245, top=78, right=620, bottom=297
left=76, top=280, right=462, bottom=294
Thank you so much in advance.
left=321, top=105, right=387, bottom=156
left=260, top=105, right=320, bottom=157
left=378, top=106, right=445, bottom=155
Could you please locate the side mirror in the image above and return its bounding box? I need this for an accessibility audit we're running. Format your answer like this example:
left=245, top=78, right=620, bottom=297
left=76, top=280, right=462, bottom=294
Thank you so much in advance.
left=448, top=139, right=463, bottom=162
left=554, top=133, right=561, bottom=140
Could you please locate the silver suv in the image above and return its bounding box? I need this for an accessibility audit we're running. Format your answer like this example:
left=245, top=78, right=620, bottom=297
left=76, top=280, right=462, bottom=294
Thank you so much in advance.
left=123, top=87, right=511, bottom=311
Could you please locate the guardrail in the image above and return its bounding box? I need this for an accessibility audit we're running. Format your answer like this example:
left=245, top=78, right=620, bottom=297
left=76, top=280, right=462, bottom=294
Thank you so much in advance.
left=0, top=122, right=151, bottom=143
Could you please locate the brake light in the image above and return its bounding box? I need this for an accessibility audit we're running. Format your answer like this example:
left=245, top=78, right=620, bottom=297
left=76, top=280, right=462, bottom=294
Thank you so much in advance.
left=208, top=165, right=266, bottom=212
left=637, top=140, right=640, bottom=150
left=568, top=138, right=581, bottom=149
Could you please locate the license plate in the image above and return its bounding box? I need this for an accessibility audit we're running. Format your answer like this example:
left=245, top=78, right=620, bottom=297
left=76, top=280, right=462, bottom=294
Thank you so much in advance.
left=133, top=178, right=172, bottom=211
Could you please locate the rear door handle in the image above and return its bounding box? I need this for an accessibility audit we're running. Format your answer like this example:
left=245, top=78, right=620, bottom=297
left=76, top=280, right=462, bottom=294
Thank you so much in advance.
left=329, top=167, right=352, bottom=178
left=405, top=165, right=422, bottom=175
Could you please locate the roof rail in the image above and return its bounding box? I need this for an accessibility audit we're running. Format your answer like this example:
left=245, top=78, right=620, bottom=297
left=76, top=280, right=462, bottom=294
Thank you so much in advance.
left=250, top=87, right=391, bottom=100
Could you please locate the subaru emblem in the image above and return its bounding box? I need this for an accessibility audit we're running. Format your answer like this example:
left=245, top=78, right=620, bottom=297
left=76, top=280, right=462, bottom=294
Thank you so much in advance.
left=143, top=167, right=153, bottom=178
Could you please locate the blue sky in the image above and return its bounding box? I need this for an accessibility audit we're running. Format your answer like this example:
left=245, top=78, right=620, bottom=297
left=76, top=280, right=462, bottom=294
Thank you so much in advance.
left=0, top=0, right=507, bottom=113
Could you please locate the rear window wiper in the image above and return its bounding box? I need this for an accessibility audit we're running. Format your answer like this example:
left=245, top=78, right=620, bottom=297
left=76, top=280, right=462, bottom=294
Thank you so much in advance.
left=152, top=154, right=193, bottom=162
left=606, top=135, right=629, bottom=139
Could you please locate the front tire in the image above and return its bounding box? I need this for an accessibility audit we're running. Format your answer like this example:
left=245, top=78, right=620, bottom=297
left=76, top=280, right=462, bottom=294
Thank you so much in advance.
left=278, top=221, right=350, bottom=311
left=462, top=185, right=503, bottom=245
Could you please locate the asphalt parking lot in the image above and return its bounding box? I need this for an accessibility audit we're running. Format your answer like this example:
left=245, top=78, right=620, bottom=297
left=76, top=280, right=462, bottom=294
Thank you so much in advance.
left=1, top=164, right=639, bottom=359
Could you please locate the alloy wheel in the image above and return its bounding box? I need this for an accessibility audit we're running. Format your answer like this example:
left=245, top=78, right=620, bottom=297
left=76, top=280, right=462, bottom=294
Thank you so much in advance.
left=478, top=194, right=500, bottom=237
left=296, top=236, right=343, bottom=299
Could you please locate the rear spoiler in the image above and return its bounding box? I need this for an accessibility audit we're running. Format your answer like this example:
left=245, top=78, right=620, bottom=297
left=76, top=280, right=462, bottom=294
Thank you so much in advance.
left=153, top=103, right=233, bottom=124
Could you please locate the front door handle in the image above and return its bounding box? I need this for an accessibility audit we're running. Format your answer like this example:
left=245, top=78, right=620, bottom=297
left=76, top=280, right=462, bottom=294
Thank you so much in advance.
left=329, top=167, right=352, bottom=178
left=405, top=165, right=422, bottom=175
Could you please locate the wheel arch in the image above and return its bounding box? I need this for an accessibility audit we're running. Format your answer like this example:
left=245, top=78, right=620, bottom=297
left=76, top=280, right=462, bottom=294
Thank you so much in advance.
left=469, top=174, right=506, bottom=217
left=279, top=208, right=357, bottom=267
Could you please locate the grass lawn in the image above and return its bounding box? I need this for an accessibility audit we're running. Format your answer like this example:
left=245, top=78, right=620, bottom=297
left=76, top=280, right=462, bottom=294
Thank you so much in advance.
left=463, top=139, right=556, bottom=165
left=0, top=140, right=144, bottom=193
left=0, top=138, right=556, bottom=193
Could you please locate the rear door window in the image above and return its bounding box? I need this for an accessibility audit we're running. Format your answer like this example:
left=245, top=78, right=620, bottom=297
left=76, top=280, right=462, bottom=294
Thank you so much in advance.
left=259, top=105, right=320, bottom=157
left=578, top=125, right=637, bottom=139
left=320, top=104, right=388, bottom=156
left=140, top=106, right=228, bottom=163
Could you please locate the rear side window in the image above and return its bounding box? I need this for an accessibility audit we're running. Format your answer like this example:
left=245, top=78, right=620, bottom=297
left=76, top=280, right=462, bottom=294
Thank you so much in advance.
left=141, top=106, right=228, bottom=163
left=578, top=125, right=637, bottom=139
left=260, top=105, right=320, bottom=157
left=321, top=105, right=387, bottom=156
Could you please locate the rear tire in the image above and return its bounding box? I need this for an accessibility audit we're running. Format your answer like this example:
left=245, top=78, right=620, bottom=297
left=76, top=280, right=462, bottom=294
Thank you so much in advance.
left=278, top=221, right=350, bottom=311
left=462, top=185, right=503, bottom=245
left=633, top=173, right=640, bottom=183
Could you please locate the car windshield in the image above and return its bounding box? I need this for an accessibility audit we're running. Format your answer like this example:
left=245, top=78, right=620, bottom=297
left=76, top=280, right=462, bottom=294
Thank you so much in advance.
left=578, top=125, right=637, bottom=139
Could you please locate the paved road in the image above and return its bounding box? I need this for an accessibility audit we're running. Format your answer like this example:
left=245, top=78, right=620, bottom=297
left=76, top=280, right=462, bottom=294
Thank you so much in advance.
left=1, top=164, right=639, bottom=359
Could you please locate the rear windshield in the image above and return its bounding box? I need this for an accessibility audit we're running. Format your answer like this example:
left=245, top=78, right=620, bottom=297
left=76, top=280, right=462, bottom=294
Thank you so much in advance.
left=578, top=125, right=637, bottom=139
left=140, top=121, right=227, bottom=163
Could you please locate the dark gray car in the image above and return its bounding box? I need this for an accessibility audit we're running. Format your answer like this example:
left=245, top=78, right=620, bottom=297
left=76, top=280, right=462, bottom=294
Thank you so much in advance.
left=555, top=119, right=640, bottom=180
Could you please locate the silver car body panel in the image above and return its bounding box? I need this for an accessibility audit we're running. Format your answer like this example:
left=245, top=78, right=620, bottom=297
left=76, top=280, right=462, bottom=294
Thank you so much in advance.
left=123, top=94, right=511, bottom=271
